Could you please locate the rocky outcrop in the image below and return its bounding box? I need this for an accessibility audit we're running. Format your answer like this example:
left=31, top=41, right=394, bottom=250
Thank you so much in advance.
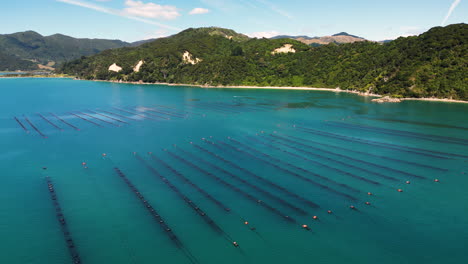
left=372, top=96, right=402, bottom=103
left=182, top=51, right=202, bottom=65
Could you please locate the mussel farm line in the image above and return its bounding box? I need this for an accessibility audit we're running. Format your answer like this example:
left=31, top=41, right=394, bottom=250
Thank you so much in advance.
left=24, top=116, right=47, bottom=138
left=69, top=113, right=102, bottom=127
left=176, top=147, right=310, bottom=215
left=45, top=177, right=82, bottom=264
left=50, top=113, right=80, bottom=131
left=284, top=134, right=447, bottom=172
left=269, top=133, right=425, bottom=180
left=148, top=154, right=260, bottom=234
left=38, top=113, right=62, bottom=131
left=191, top=143, right=319, bottom=209
left=326, top=121, right=468, bottom=146
left=166, top=151, right=302, bottom=226
left=14, top=116, right=29, bottom=133
left=134, top=154, right=240, bottom=247
left=295, top=126, right=455, bottom=160
left=75, top=111, right=120, bottom=127
left=113, top=167, right=199, bottom=264
left=217, top=139, right=359, bottom=201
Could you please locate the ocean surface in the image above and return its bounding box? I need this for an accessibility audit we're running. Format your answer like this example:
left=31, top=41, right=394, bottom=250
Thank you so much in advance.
left=0, top=78, right=467, bottom=264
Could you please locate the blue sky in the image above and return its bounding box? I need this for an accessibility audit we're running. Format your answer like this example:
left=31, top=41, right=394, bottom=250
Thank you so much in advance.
left=1, top=0, right=466, bottom=41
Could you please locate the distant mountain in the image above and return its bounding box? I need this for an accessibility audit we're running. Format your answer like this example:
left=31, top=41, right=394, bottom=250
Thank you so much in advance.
left=60, top=24, right=468, bottom=100
left=0, top=31, right=153, bottom=71
left=271, top=32, right=367, bottom=46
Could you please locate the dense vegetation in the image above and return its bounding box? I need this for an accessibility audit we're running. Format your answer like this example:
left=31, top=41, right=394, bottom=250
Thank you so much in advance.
left=0, top=31, right=135, bottom=70
left=60, top=25, right=468, bottom=100
left=0, top=51, right=37, bottom=71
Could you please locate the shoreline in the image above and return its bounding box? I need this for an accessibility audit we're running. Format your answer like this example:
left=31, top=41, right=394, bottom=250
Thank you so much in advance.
left=2, top=75, right=467, bottom=104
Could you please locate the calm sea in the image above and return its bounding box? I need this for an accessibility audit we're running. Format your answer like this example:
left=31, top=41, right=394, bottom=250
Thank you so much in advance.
left=0, top=78, right=467, bottom=264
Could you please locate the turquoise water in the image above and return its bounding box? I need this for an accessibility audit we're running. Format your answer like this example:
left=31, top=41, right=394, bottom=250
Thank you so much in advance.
left=0, top=78, right=467, bottom=264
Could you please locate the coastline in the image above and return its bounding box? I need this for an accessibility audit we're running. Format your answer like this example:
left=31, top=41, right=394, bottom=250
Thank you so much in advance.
left=2, top=75, right=467, bottom=104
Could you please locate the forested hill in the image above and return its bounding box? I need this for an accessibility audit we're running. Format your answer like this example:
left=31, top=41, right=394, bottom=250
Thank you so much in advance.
left=0, top=31, right=135, bottom=71
left=60, top=24, right=468, bottom=100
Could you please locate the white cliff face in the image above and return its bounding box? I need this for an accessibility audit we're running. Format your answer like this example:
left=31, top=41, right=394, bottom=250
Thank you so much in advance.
left=271, top=44, right=296, bottom=54
left=108, top=63, right=122, bottom=72
left=182, top=51, right=202, bottom=65
left=133, top=60, right=144, bottom=72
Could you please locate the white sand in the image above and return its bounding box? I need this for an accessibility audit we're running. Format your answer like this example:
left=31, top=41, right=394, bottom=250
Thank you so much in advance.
left=133, top=60, right=144, bottom=72
left=272, top=44, right=296, bottom=54
left=108, top=63, right=122, bottom=72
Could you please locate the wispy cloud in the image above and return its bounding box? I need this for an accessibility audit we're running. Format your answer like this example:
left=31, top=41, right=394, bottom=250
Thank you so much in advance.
left=255, top=0, right=293, bottom=20
left=441, top=0, right=462, bottom=25
left=247, top=30, right=280, bottom=38
left=123, top=0, right=180, bottom=20
left=189, top=8, right=210, bottom=15
left=57, top=0, right=181, bottom=30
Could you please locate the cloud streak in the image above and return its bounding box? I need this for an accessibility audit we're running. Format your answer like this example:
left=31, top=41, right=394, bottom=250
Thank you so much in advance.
left=255, top=0, right=293, bottom=20
left=189, top=8, right=210, bottom=15
left=57, top=0, right=181, bottom=30
left=441, top=0, right=461, bottom=25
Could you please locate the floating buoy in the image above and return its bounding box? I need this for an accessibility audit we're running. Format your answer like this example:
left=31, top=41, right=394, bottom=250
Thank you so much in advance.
left=365, top=202, right=371, bottom=205
left=406, top=181, right=411, bottom=184
left=81, top=162, right=86, bottom=166
left=244, top=221, right=248, bottom=225
left=233, top=241, right=239, bottom=247
left=397, top=189, right=403, bottom=192
left=302, top=224, right=309, bottom=229
left=313, top=216, right=318, bottom=220
left=327, top=210, right=332, bottom=214
left=102, top=153, right=107, bottom=157
left=367, top=192, right=372, bottom=196
left=434, top=179, right=440, bottom=182
left=350, top=205, right=356, bottom=209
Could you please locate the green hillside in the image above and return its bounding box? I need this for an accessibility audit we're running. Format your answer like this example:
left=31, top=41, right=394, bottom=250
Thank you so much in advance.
left=60, top=24, right=468, bottom=100
left=0, top=31, right=132, bottom=70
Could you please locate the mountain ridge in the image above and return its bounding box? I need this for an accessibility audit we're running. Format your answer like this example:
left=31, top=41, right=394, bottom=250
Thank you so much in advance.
left=0, top=31, right=152, bottom=71
left=59, top=24, right=467, bottom=100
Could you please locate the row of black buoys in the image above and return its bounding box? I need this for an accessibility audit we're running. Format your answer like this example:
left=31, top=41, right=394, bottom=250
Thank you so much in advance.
left=24, top=116, right=47, bottom=138
left=166, top=150, right=299, bottom=225
left=268, top=134, right=402, bottom=182
left=113, top=167, right=199, bottom=264
left=99, top=110, right=137, bottom=121
left=87, top=110, right=129, bottom=124
left=129, top=107, right=170, bottom=120
left=134, top=154, right=239, bottom=247
left=295, top=126, right=457, bottom=160
left=112, top=107, right=157, bottom=121
left=50, top=113, right=80, bottom=131
left=270, top=133, right=424, bottom=180
left=177, top=147, right=310, bottom=215
left=326, top=121, right=468, bottom=146
left=218, top=138, right=359, bottom=200
left=45, top=177, right=82, bottom=264
left=240, top=136, right=363, bottom=194
left=69, top=112, right=102, bottom=127
left=242, top=136, right=380, bottom=187
left=191, top=143, right=319, bottom=209
left=284, top=134, right=447, bottom=172
left=149, top=154, right=231, bottom=212
left=141, top=107, right=186, bottom=119
left=76, top=111, right=120, bottom=127
left=14, top=116, right=29, bottom=133
left=38, top=113, right=63, bottom=131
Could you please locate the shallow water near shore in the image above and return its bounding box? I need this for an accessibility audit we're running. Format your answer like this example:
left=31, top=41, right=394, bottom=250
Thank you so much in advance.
left=1, top=78, right=467, bottom=264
